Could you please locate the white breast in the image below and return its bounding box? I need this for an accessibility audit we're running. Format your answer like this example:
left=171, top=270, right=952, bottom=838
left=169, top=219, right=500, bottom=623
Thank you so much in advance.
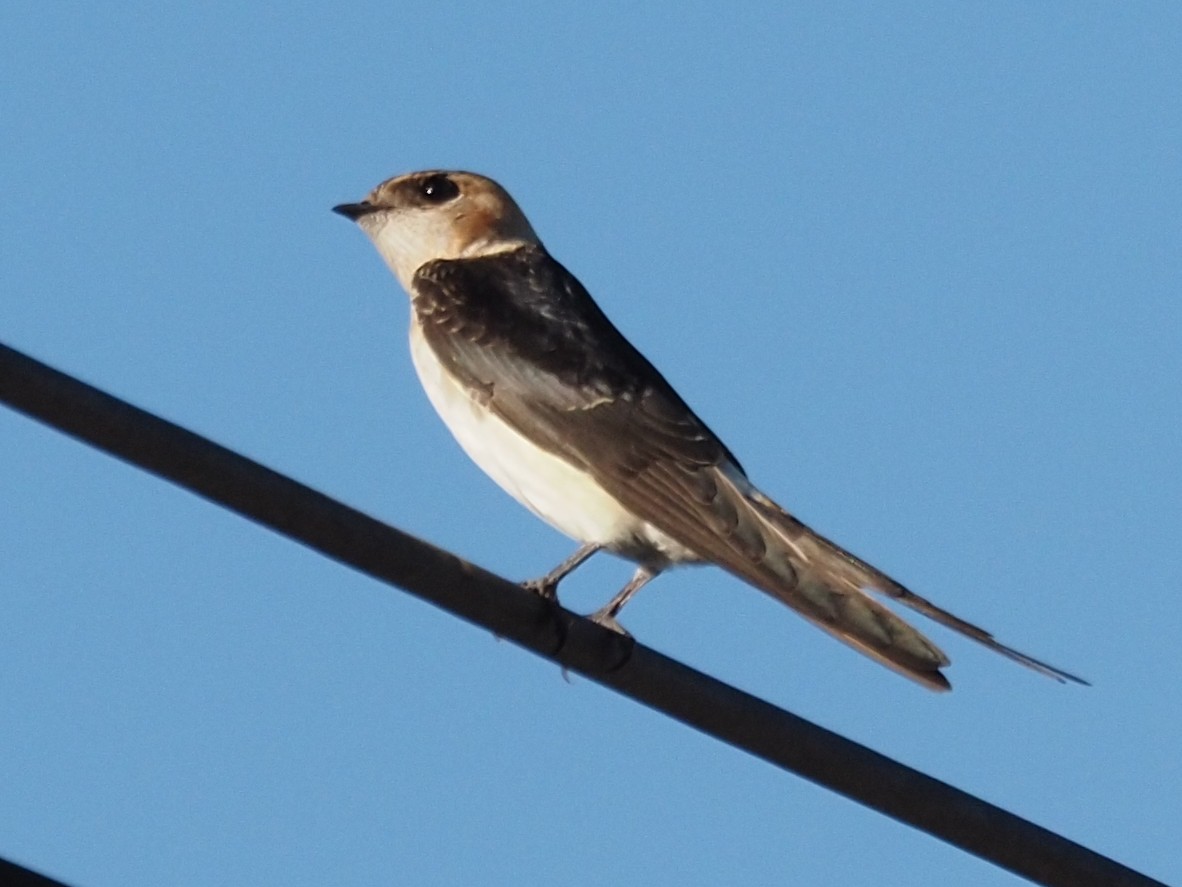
left=407, top=319, right=695, bottom=567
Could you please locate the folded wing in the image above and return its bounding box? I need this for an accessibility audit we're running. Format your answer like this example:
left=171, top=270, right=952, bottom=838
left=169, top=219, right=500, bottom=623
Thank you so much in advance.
left=412, top=248, right=1084, bottom=690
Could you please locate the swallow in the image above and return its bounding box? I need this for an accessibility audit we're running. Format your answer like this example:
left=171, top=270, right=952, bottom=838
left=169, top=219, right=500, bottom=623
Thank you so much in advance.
left=333, top=170, right=1085, bottom=691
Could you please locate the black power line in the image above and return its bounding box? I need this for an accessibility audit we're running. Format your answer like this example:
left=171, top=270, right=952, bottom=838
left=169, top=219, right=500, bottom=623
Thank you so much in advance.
left=0, top=858, right=74, bottom=887
left=0, top=342, right=1168, bottom=887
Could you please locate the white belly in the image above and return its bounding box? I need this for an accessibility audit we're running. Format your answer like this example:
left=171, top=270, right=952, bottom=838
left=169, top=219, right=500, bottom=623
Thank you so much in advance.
left=408, top=321, right=694, bottom=566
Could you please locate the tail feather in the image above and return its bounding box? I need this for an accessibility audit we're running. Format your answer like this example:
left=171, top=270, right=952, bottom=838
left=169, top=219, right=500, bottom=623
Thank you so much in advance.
left=791, top=576, right=952, bottom=691
left=699, top=477, right=952, bottom=690
left=738, top=486, right=1087, bottom=689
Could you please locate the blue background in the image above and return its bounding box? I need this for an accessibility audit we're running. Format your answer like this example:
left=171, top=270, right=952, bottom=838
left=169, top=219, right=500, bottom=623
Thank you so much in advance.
left=2, top=4, right=1179, bottom=885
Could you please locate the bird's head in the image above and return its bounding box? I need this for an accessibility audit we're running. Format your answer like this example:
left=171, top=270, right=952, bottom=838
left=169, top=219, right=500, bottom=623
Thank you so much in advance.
left=333, top=170, right=539, bottom=291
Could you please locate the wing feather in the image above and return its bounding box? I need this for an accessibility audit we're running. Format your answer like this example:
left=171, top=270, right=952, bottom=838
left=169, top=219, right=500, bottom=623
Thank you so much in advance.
left=411, top=248, right=1083, bottom=690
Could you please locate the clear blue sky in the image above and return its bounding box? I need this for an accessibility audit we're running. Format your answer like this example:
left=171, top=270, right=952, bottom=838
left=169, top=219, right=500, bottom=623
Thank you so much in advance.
left=2, top=4, right=1179, bottom=885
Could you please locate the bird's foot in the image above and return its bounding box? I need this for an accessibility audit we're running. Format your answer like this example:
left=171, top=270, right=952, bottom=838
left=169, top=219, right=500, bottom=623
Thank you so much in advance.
left=588, top=607, right=631, bottom=637
left=521, top=577, right=560, bottom=602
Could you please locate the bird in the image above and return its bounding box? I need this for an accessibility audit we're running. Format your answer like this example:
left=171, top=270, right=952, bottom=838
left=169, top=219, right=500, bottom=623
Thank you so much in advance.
left=333, top=169, right=1085, bottom=691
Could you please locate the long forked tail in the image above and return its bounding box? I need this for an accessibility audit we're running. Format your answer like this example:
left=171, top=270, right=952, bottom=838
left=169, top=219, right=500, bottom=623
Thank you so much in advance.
left=741, top=488, right=1088, bottom=689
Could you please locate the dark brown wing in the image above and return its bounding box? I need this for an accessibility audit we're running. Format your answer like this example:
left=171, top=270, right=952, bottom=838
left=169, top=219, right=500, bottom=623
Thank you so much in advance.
left=412, top=248, right=962, bottom=688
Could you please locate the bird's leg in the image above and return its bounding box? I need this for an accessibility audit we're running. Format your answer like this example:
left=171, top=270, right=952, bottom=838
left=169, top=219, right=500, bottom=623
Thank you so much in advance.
left=588, top=566, right=659, bottom=635
left=522, top=543, right=603, bottom=602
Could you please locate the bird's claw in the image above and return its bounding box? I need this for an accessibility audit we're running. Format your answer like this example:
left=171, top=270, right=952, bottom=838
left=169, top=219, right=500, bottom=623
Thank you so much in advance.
left=521, top=577, right=559, bottom=602
left=588, top=608, right=631, bottom=637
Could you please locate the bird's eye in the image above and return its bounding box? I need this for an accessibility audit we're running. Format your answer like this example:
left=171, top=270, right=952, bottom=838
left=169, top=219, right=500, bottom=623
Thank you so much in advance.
left=418, top=174, right=460, bottom=203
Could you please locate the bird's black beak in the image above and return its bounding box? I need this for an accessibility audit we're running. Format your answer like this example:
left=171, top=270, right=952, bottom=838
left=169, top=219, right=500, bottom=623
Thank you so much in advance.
left=332, top=202, right=378, bottom=221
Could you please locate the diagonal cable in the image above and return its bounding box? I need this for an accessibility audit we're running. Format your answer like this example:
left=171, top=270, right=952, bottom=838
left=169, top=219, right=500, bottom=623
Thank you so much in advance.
left=0, top=342, right=1167, bottom=887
